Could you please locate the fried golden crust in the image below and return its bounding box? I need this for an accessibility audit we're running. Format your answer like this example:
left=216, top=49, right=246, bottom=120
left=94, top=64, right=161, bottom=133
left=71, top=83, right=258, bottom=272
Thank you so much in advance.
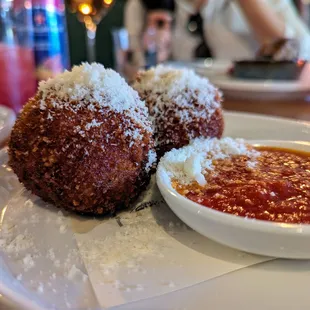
left=138, top=89, right=224, bottom=158
left=154, top=107, right=224, bottom=158
left=9, top=96, right=155, bottom=215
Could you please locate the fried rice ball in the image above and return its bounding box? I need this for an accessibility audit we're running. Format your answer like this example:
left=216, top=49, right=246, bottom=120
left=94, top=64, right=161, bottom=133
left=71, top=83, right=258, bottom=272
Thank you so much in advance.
left=9, top=63, right=156, bottom=215
left=132, top=65, right=224, bottom=158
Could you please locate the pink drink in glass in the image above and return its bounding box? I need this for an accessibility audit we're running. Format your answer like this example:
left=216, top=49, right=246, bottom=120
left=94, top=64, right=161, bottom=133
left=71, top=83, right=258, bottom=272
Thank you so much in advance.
left=0, top=44, right=36, bottom=113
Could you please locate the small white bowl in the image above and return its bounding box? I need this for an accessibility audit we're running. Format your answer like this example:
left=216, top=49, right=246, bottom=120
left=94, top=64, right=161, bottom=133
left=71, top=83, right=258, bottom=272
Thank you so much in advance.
left=156, top=140, right=310, bottom=259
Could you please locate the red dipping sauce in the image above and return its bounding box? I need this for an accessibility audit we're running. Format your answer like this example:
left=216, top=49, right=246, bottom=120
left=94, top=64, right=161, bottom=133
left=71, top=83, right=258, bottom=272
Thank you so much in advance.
left=174, top=147, right=310, bottom=224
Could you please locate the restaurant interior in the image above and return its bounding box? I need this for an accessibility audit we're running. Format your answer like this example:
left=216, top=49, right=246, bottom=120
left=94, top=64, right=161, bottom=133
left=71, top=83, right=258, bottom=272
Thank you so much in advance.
left=1, top=0, right=310, bottom=309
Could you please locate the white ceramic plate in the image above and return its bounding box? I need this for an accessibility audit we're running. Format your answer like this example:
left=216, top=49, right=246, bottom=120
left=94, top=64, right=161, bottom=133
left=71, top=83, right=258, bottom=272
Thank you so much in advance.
left=164, top=59, right=231, bottom=77
left=207, top=62, right=310, bottom=100
left=0, top=105, right=15, bottom=146
left=165, top=60, right=310, bottom=100
left=157, top=140, right=310, bottom=259
left=208, top=74, right=310, bottom=100
left=192, top=59, right=231, bottom=76
left=1, top=112, right=310, bottom=309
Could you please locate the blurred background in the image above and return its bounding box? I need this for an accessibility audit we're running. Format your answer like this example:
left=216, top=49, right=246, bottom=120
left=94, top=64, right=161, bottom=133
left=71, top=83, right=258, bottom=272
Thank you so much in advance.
left=2, top=0, right=310, bottom=114
left=67, top=0, right=310, bottom=67
left=66, top=0, right=125, bottom=68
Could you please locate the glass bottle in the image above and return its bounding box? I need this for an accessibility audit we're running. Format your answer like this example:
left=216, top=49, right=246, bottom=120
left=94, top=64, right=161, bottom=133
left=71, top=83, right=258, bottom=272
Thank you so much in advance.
left=0, top=0, right=36, bottom=113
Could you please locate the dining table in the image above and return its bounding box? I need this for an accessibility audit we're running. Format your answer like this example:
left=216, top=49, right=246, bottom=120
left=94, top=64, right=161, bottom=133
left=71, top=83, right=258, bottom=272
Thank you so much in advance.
left=222, top=97, right=310, bottom=122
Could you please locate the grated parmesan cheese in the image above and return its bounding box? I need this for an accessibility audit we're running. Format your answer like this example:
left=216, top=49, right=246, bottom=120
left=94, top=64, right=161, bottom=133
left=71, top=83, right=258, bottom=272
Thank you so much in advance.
left=22, top=254, right=35, bottom=270
left=76, top=206, right=186, bottom=277
left=85, top=119, right=103, bottom=131
left=4, top=234, right=34, bottom=254
left=158, top=137, right=260, bottom=186
left=59, top=224, right=67, bottom=234
left=134, top=65, right=219, bottom=105
left=247, top=161, right=257, bottom=169
left=133, top=65, right=222, bottom=147
left=145, top=149, right=157, bottom=172
left=35, top=63, right=156, bottom=172
left=46, top=248, right=56, bottom=260
left=66, top=264, right=88, bottom=282
left=36, top=282, right=44, bottom=293
left=38, top=62, right=152, bottom=133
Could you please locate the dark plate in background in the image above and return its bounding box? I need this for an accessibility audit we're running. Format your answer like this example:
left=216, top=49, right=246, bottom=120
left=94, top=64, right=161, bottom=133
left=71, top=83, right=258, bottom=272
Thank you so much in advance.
left=231, top=60, right=307, bottom=81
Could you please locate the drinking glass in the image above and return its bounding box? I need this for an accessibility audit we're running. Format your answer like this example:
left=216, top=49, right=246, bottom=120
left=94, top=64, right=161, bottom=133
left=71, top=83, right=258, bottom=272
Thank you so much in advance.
left=0, top=45, right=37, bottom=113
left=0, top=0, right=36, bottom=113
left=66, top=0, right=114, bottom=62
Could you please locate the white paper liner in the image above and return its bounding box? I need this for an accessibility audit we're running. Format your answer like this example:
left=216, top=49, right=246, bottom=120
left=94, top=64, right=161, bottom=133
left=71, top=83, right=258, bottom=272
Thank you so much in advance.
left=74, top=176, right=272, bottom=308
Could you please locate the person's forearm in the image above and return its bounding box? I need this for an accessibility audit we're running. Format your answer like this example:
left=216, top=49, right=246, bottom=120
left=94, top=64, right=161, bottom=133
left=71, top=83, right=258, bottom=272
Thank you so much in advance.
left=125, top=0, right=145, bottom=38
left=237, top=0, right=286, bottom=43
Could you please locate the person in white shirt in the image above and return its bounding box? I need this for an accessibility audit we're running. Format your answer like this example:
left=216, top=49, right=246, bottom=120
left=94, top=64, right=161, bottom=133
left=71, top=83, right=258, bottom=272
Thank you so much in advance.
left=124, top=0, right=310, bottom=61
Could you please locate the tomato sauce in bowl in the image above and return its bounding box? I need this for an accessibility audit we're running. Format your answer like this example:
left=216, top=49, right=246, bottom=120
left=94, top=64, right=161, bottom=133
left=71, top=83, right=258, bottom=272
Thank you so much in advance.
left=174, top=147, right=310, bottom=224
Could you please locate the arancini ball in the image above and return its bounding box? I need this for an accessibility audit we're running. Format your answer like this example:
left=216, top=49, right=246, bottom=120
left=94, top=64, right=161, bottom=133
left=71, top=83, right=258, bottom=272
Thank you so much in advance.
left=133, top=65, right=224, bottom=158
left=9, top=63, right=156, bottom=215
